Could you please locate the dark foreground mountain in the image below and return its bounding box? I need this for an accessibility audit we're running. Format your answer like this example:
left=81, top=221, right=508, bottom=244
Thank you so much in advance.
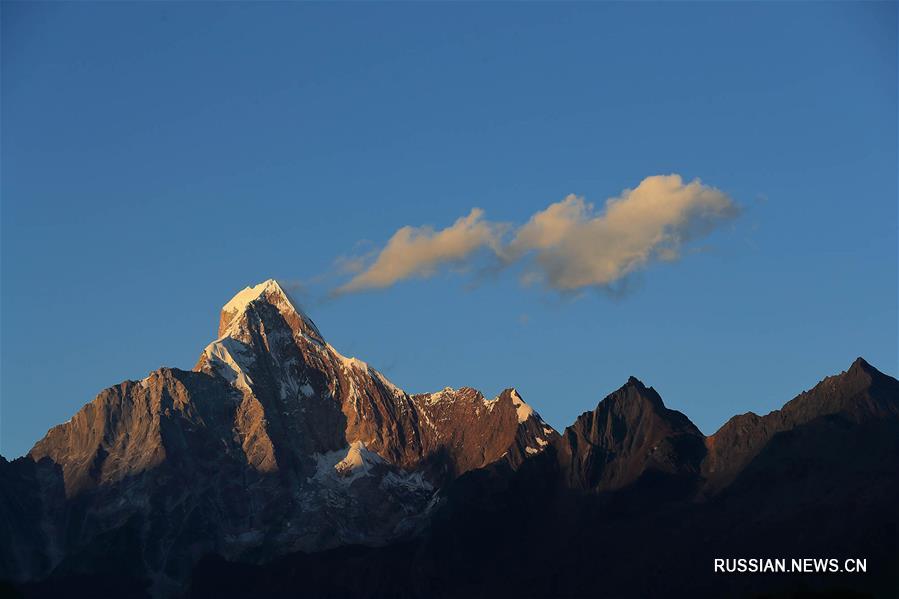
left=1, top=280, right=897, bottom=598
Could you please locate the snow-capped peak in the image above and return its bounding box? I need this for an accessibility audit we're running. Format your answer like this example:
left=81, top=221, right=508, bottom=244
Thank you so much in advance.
left=222, top=279, right=291, bottom=315
left=219, top=279, right=322, bottom=340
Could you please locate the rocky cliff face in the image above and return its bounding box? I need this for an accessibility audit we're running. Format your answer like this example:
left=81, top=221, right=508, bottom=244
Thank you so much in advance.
left=702, top=357, right=899, bottom=493
left=556, top=376, right=706, bottom=492
left=2, top=280, right=897, bottom=599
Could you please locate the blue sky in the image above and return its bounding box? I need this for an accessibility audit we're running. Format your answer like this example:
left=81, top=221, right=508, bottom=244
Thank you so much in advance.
left=1, top=2, right=896, bottom=457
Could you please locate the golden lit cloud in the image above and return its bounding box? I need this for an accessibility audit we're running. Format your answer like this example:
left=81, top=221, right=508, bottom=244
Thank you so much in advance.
left=335, top=208, right=503, bottom=294
left=511, top=175, right=738, bottom=290
left=335, top=175, right=738, bottom=294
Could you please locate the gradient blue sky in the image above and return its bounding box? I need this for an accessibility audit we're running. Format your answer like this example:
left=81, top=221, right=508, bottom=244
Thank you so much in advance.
left=2, top=2, right=896, bottom=457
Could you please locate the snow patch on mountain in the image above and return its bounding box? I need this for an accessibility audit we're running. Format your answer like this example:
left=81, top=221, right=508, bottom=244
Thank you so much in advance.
left=510, top=389, right=534, bottom=423
left=312, top=441, right=385, bottom=484
left=328, top=344, right=371, bottom=372
left=203, top=337, right=255, bottom=390
left=424, top=388, right=455, bottom=405
left=335, top=441, right=384, bottom=480
left=483, top=395, right=500, bottom=411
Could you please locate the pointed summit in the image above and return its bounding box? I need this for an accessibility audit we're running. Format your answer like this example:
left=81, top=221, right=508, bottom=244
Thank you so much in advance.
left=604, top=375, right=666, bottom=413
left=847, top=356, right=877, bottom=377
left=625, top=375, right=646, bottom=387
left=221, top=279, right=287, bottom=314
left=218, top=279, right=323, bottom=342
left=559, top=377, right=704, bottom=491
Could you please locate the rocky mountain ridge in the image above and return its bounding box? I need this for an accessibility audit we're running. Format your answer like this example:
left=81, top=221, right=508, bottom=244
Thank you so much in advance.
left=2, top=280, right=897, bottom=598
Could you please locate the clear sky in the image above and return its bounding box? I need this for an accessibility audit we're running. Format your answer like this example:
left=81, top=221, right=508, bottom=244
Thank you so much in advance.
left=2, top=2, right=896, bottom=458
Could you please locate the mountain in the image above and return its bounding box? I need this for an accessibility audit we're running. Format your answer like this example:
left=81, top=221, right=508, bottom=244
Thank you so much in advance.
left=557, top=376, right=706, bottom=493
left=702, top=357, right=899, bottom=493
left=1, top=280, right=897, bottom=598
left=2, top=280, right=552, bottom=596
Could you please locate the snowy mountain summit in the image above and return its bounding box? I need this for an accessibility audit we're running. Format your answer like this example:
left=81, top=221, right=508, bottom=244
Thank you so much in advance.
left=12, top=279, right=555, bottom=593
left=218, top=279, right=323, bottom=342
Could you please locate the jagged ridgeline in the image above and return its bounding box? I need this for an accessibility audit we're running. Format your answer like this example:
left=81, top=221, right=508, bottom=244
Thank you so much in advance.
left=1, top=280, right=897, bottom=598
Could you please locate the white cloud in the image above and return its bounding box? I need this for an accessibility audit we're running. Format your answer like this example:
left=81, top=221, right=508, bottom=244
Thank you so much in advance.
left=335, top=174, right=738, bottom=295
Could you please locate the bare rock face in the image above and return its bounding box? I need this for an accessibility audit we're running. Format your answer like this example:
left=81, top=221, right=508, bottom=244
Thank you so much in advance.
left=701, top=357, right=899, bottom=493
left=5, top=280, right=555, bottom=593
left=30, top=369, right=237, bottom=496
left=556, top=377, right=706, bottom=492
left=411, top=387, right=558, bottom=478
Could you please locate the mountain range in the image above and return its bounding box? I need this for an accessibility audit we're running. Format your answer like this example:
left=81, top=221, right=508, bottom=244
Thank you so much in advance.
left=1, top=279, right=897, bottom=598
